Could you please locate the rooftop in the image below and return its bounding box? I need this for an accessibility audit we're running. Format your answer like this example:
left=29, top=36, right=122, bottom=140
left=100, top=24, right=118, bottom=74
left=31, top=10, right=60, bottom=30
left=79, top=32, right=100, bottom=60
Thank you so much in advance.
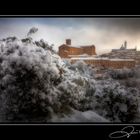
left=70, top=57, right=135, bottom=61
left=61, top=39, right=95, bottom=48
left=68, top=54, right=96, bottom=57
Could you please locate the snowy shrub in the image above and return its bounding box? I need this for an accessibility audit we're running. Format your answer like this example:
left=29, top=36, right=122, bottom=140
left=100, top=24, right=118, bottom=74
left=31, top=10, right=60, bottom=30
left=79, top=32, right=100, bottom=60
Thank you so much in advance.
left=0, top=33, right=96, bottom=121
left=57, top=69, right=96, bottom=112
left=125, top=78, right=140, bottom=88
left=63, top=59, right=71, bottom=67
left=27, top=27, right=38, bottom=36
left=35, top=39, right=55, bottom=53
left=0, top=37, right=65, bottom=121
left=69, top=61, right=95, bottom=78
left=133, top=67, right=140, bottom=78
left=93, top=80, right=139, bottom=122
left=109, top=68, right=135, bottom=79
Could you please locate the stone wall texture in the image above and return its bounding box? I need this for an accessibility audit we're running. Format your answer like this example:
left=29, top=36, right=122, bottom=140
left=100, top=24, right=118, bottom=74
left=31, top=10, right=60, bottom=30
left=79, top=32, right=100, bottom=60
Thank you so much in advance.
left=58, top=40, right=136, bottom=69
left=70, top=59, right=135, bottom=69
left=59, top=44, right=96, bottom=58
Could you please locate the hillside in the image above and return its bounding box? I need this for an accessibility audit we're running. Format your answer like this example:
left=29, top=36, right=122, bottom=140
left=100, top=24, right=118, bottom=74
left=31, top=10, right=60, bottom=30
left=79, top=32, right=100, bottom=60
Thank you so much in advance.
left=100, top=49, right=140, bottom=65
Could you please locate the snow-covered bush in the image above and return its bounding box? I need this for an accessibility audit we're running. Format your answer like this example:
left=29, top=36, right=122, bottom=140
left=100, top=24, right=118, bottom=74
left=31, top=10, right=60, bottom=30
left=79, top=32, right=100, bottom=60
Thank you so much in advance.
left=34, top=39, right=55, bottom=53
left=133, top=66, right=140, bottom=78
left=57, top=71, right=96, bottom=111
left=68, top=61, right=95, bottom=78
left=0, top=36, right=65, bottom=121
left=58, top=60, right=140, bottom=122
left=125, top=78, right=140, bottom=88
left=109, top=68, right=135, bottom=79
left=27, top=27, right=38, bottom=36
left=93, top=79, right=140, bottom=122
left=0, top=33, right=96, bottom=121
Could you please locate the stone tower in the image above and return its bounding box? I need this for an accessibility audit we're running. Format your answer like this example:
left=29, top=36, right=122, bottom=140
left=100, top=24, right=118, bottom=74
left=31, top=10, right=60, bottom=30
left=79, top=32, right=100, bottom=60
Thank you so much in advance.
left=66, top=39, right=71, bottom=45
left=124, top=41, right=127, bottom=49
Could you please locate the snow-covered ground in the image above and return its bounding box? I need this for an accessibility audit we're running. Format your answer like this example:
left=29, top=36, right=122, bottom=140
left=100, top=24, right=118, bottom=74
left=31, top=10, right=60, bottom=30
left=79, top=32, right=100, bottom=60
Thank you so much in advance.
left=51, top=109, right=109, bottom=122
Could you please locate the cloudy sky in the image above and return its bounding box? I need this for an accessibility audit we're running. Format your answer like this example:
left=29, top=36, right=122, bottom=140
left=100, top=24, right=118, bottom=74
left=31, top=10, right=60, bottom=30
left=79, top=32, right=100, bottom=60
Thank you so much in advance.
left=0, top=17, right=140, bottom=54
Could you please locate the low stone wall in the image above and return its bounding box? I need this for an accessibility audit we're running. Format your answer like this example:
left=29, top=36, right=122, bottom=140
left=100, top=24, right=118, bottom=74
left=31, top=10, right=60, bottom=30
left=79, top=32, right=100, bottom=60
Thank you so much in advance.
left=109, top=60, right=135, bottom=69
left=70, top=58, right=135, bottom=69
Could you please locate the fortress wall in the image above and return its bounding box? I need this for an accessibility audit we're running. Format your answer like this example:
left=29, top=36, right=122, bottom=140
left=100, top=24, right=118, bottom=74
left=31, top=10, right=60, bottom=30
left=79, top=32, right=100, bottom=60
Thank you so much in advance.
left=59, top=45, right=69, bottom=58
left=70, top=59, right=135, bottom=69
left=59, top=45, right=96, bottom=58
left=82, top=46, right=96, bottom=55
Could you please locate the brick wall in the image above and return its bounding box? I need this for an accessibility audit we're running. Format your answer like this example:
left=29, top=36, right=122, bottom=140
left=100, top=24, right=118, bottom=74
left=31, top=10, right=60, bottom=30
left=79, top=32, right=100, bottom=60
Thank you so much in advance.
left=58, top=40, right=135, bottom=69
left=59, top=45, right=96, bottom=58
left=58, top=45, right=69, bottom=58
left=82, top=46, right=96, bottom=55
left=109, top=60, right=135, bottom=69
left=71, top=59, right=135, bottom=69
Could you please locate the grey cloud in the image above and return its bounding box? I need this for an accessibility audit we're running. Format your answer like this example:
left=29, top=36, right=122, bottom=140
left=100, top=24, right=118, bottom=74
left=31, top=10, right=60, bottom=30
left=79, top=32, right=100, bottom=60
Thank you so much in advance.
left=0, top=18, right=140, bottom=54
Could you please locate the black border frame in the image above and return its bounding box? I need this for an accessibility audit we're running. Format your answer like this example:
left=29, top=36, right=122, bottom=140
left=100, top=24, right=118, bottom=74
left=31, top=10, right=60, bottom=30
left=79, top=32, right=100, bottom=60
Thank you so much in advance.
left=0, top=14, right=140, bottom=139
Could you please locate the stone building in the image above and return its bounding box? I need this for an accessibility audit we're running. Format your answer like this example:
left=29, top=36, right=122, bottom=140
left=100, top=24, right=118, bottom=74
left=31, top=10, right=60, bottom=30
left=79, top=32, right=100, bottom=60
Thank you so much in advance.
left=101, top=41, right=140, bottom=65
left=59, top=40, right=136, bottom=69
left=112, top=41, right=137, bottom=52
left=59, top=39, right=96, bottom=58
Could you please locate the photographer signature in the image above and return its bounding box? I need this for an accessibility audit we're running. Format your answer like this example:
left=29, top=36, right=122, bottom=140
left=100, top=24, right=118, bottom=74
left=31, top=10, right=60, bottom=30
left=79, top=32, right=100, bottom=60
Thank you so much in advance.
left=109, top=126, right=140, bottom=139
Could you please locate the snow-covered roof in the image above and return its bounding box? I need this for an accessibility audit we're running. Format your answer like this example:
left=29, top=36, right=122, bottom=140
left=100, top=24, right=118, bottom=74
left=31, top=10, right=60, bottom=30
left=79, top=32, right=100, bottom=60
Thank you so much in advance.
left=68, top=54, right=96, bottom=57
left=71, top=57, right=135, bottom=61
left=69, top=54, right=88, bottom=56
left=62, top=44, right=95, bottom=48
left=112, top=49, right=136, bottom=51
left=71, top=57, right=109, bottom=60
left=110, top=59, right=135, bottom=61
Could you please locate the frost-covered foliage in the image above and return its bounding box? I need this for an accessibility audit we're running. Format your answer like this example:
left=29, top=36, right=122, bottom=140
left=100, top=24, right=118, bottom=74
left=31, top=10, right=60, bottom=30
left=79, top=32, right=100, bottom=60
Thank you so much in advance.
left=27, top=27, right=38, bottom=36
left=0, top=30, right=96, bottom=121
left=0, top=36, right=65, bottom=121
left=109, top=68, right=135, bottom=79
left=68, top=61, right=95, bottom=78
left=134, top=66, right=140, bottom=78
left=57, top=70, right=95, bottom=111
left=93, top=80, right=140, bottom=122
left=57, top=61, right=97, bottom=111
left=34, top=39, right=55, bottom=53
left=60, top=61, right=140, bottom=122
